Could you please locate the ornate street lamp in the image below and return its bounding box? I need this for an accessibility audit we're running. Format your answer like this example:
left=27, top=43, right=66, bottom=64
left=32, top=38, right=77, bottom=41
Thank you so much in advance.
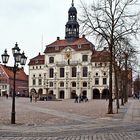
left=1, top=42, right=27, bottom=124
left=1, top=49, right=9, bottom=64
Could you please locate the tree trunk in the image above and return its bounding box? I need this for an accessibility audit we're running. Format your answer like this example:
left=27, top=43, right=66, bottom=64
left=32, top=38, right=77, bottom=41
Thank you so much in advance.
left=108, top=44, right=113, bottom=114
left=115, top=70, right=120, bottom=113
left=124, top=53, right=128, bottom=103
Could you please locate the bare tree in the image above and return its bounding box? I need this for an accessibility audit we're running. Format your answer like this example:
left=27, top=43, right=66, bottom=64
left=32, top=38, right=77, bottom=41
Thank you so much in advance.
left=80, top=0, right=140, bottom=114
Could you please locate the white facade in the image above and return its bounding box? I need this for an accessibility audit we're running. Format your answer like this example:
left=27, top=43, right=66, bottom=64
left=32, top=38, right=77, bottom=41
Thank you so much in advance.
left=28, top=2, right=115, bottom=99
left=28, top=48, right=114, bottom=99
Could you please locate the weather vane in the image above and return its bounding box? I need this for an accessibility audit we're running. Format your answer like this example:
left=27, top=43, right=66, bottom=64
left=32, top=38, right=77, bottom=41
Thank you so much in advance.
left=72, top=0, right=74, bottom=6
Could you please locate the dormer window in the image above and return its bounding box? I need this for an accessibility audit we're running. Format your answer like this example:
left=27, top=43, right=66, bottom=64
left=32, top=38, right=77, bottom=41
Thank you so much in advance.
left=82, top=55, right=88, bottom=62
left=55, top=46, right=59, bottom=50
left=78, top=45, right=81, bottom=48
left=35, top=60, right=38, bottom=64
left=49, top=57, right=54, bottom=63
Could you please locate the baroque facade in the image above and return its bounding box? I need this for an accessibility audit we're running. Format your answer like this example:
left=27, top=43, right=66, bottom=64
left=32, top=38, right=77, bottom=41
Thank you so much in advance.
left=28, top=1, right=114, bottom=99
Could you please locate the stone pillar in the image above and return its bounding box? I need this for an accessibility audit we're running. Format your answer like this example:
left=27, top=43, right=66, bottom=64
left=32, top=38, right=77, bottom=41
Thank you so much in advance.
left=65, top=88, right=70, bottom=99
left=77, top=89, right=81, bottom=96
left=55, top=89, right=59, bottom=99
left=87, top=89, right=92, bottom=99
left=53, top=89, right=56, bottom=97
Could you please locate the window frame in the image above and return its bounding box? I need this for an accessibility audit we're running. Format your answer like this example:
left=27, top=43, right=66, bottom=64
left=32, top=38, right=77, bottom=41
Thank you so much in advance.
left=82, top=55, right=88, bottom=62
left=49, top=57, right=54, bottom=64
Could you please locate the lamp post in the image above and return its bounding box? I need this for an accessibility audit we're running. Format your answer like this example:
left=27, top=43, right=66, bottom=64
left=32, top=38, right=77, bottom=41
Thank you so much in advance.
left=1, top=42, right=27, bottom=124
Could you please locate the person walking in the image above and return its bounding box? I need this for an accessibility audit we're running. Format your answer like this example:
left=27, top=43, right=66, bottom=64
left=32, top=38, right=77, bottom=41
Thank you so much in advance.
left=6, top=94, right=8, bottom=99
left=74, top=94, right=78, bottom=103
left=30, top=95, right=32, bottom=102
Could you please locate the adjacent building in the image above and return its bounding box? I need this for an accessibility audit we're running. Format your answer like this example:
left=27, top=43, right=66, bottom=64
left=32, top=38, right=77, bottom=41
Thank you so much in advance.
left=0, top=64, right=28, bottom=97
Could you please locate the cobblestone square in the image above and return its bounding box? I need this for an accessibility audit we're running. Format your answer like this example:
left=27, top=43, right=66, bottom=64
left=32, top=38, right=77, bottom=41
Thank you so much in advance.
left=0, top=97, right=140, bottom=140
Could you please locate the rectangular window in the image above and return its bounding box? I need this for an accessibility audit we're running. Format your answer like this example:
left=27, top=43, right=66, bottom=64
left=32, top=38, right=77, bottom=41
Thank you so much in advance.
left=72, top=67, right=76, bottom=77
left=103, top=78, right=107, bottom=85
left=32, top=79, right=36, bottom=85
left=83, top=67, right=88, bottom=77
left=49, top=82, right=53, bottom=87
left=95, top=78, right=99, bottom=85
left=49, top=57, right=54, bottom=63
left=60, top=82, right=64, bottom=87
left=38, top=79, right=42, bottom=85
left=82, top=55, right=88, bottom=62
left=60, top=68, right=65, bottom=77
left=49, top=68, right=54, bottom=78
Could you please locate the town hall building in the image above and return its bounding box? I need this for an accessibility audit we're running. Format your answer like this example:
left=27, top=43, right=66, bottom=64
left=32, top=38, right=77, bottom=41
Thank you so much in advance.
left=28, top=1, right=112, bottom=100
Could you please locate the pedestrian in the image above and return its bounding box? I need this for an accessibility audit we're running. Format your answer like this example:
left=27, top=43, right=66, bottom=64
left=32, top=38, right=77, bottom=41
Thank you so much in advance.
left=30, top=95, right=32, bottom=102
left=35, top=96, right=37, bottom=102
left=74, top=94, right=78, bottom=103
left=79, top=94, right=83, bottom=103
left=6, top=94, right=8, bottom=99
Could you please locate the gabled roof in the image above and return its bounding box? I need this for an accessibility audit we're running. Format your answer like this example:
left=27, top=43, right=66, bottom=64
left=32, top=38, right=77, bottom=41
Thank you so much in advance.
left=28, top=53, right=45, bottom=66
left=91, top=49, right=110, bottom=62
left=44, top=37, right=95, bottom=53
left=1, top=64, right=28, bottom=81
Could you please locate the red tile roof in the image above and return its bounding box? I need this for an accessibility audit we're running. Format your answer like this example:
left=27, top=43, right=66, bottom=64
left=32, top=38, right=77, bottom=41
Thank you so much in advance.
left=91, top=49, right=110, bottom=62
left=44, top=37, right=95, bottom=53
left=28, top=38, right=111, bottom=65
left=1, top=65, right=28, bottom=81
left=28, top=53, right=45, bottom=66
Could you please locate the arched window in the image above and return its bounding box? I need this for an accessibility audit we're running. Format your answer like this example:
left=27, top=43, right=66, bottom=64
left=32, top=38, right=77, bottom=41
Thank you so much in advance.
left=49, top=68, right=54, bottom=78
left=83, top=67, right=88, bottom=77
left=72, top=67, right=77, bottom=77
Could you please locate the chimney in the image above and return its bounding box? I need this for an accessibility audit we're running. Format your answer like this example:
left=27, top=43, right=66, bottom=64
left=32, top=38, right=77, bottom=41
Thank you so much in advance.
left=82, top=34, right=85, bottom=38
left=57, top=37, right=60, bottom=40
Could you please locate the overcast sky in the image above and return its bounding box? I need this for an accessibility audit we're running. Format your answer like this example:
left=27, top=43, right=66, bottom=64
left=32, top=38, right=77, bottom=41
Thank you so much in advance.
left=0, top=0, right=139, bottom=74
left=0, top=0, right=81, bottom=73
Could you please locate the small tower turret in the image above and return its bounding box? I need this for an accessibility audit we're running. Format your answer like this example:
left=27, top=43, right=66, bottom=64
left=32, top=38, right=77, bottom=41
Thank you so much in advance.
left=65, top=0, right=79, bottom=41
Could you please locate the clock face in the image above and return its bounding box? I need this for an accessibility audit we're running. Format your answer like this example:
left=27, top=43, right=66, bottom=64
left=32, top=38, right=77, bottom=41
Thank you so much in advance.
left=65, top=52, right=71, bottom=59
left=64, top=48, right=72, bottom=59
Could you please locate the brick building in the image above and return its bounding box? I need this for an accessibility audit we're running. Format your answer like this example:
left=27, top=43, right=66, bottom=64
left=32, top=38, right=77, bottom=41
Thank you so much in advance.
left=0, top=64, right=28, bottom=97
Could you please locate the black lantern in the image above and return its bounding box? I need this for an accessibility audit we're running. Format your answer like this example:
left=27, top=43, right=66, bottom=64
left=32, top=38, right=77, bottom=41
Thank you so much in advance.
left=1, top=42, right=27, bottom=124
left=12, top=42, right=21, bottom=63
left=20, top=52, right=27, bottom=66
left=1, top=49, right=9, bottom=64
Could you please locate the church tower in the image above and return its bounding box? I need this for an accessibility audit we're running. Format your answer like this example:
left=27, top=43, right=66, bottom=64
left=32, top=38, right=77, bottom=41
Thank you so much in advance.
left=65, top=0, right=79, bottom=41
